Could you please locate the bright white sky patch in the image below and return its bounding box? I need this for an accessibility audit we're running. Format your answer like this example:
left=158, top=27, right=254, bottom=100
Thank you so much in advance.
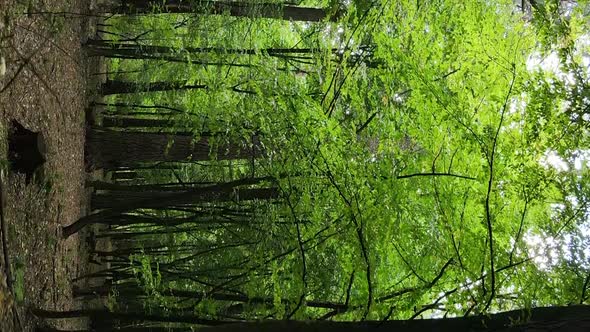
left=530, top=149, right=590, bottom=271
left=524, top=221, right=590, bottom=271
left=527, top=52, right=561, bottom=73
left=540, top=150, right=570, bottom=172
left=539, top=149, right=590, bottom=172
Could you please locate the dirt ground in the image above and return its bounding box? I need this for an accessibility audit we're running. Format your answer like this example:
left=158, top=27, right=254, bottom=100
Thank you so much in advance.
left=0, top=0, right=103, bottom=330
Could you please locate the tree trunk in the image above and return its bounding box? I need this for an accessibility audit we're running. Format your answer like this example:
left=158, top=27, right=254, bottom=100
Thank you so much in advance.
left=199, top=306, right=590, bottom=331
left=101, top=116, right=173, bottom=129
left=85, top=129, right=261, bottom=170
left=75, top=284, right=348, bottom=312
left=93, top=102, right=186, bottom=115
left=101, top=80, right=207, bottom=95
left=62, top=177, right=272, bottom=237
left=88, top=180, right=214, bottom=191
left=110, top=0, right=340, bottom=22
left=89, top=49, right=257, bottom=67
left=36, top=326, right=194, bottom=331
left=86, top=38, right=332, bottom=58
left=101, top=79, right=264, bottom=96
left=86, top=40, right=379, bottom=68
left=32, top=308, right=228, bottom=326
left=32, top=306, right=590, bottom=331
left=92, top=187, right=279, bottom=209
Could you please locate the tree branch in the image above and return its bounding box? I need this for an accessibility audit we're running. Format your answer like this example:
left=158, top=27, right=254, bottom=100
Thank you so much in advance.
left=483, top=69, right=516, bottom=312
left=396, top=172, right=475, bottom=180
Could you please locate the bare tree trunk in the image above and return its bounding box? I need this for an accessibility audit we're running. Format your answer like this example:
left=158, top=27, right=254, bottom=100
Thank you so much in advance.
left=108, top=0, right=341, bottom=22
left=33, top=306, right=590, bottom=332
left=101, top=80, right=207, bottom=95
left=32, top=308, right=228, bottom=325
left=85, top=129, right=261, bottom=170
left=101, top=116, right=173, bottom=129
left=62, top=176, right=271, bottom=237
left=201, top=306, right=590, bottom=332
left=92, top=186, right=279, bottom=209
left=86, top=38, right=332, bottom=58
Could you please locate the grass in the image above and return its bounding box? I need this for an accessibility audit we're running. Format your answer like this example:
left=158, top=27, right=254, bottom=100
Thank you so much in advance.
left=11, top=256, right=24, bottom=303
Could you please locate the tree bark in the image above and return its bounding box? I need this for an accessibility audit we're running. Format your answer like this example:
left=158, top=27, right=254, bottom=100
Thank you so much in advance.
left=32, top=308, right=228, bottom=325
left=101, top=116, right=173, bottom=129
left=36, top=326, right=193, bottom=331
left=101, top=79, right=264, bottom=96
left=200, top=306, right=590, bottom=331
left=110, top=0, right=340, bottom=22
left=62, top=176, right=272, bottom=237
left=86, top=38, right=332, bottom=58
left=74, top=284, right=348, bottom=312
left=92, top=187, right=279, bottom=209
left=86, top=40, right=379, bottom=68
left=101, top=80, right=207, bottom=95
left=85, top=129, right=261, bottom=170
left=32, top=306, right=590, bottom=331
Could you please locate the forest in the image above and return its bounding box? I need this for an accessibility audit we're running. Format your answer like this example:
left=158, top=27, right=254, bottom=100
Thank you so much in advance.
left=0, top=0, right=590, bottom=331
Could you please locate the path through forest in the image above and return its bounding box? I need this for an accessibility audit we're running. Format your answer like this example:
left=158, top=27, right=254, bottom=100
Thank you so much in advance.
left=0, top=0, right=103, bottom=330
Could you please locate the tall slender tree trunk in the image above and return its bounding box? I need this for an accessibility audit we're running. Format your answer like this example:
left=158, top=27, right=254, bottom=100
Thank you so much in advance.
left=200, top=306, right=590, bottom=332
left=86, top=38, right=333, bottom=58
left=101, top=116, right=173, bottom=129
left=88, top=48, right=257, bottom=67
left=101, top=80, right=207, bottom=95
left=86, top=40, right=382, bottom=68
left=75, top=284, right=349, bottom=311
left=101, top=79, right=261, bottom=96
left=32, top=308, right=228, bottom=325
left=87, top=180, right=214, bottom=191
left=97, top=226, right=206, bottom=240
left=92, top=187, right=279, bottom=209
left=37, top=327, right=193, bottom=331
left=109, top=0, right=341, bottom=22
left=62, top=177, right=272, bottom=237
left=92, top=102, right=187, bottom=116
left=32, top=306, right=590, bottom=331
left=85, top=129, right=261, bottom=170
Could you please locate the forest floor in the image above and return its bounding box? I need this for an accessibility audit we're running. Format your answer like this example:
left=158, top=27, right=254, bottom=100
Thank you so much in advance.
left=0, top=0, right=103, bottom=330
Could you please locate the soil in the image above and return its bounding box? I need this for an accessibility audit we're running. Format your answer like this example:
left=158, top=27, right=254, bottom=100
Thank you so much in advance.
left=0, top=0, right=103, bottom=330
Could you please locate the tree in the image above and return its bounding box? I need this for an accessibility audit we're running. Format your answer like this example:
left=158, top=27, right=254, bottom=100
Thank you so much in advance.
left=85, top=129, right=261, bottom=170
left=110, top=0, right=341, bottom=22
left=62, top=176, right=272, bottom=237
left=33, top=306, right=590, bottom=331
left=200, top=306, right=590, bottom=331
left=92, top=185, right=278, bottom=209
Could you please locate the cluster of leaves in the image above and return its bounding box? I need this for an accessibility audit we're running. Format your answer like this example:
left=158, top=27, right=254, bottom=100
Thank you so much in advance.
left=94, top=0, right=590, bottom=323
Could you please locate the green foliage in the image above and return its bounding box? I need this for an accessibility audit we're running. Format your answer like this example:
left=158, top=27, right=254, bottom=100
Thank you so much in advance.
left=97, top=0, right=590, bottom=323
left=11, top=257, right=25, bottom=304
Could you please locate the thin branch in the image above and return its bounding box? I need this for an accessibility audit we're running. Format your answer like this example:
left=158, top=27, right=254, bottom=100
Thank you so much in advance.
left=318, top=150, right=372, bottom=320
left=319, top=271, right=355, bottom=320
left=356, top=111, right=378, bottom=134
left=283, top=177, right=307, bottom=319
left=409, top=288, right=457, bottom=319
left=0, top=39, right=46, bottom=93
left=429, top=259, right=454, bottom=287
left=509, top=197, right=528, bottom=265
left=377, top=258, right=453, bottom=303
left=482, top=68, right=516, bottom=312
left=396, top=172, right=476, bottom=180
